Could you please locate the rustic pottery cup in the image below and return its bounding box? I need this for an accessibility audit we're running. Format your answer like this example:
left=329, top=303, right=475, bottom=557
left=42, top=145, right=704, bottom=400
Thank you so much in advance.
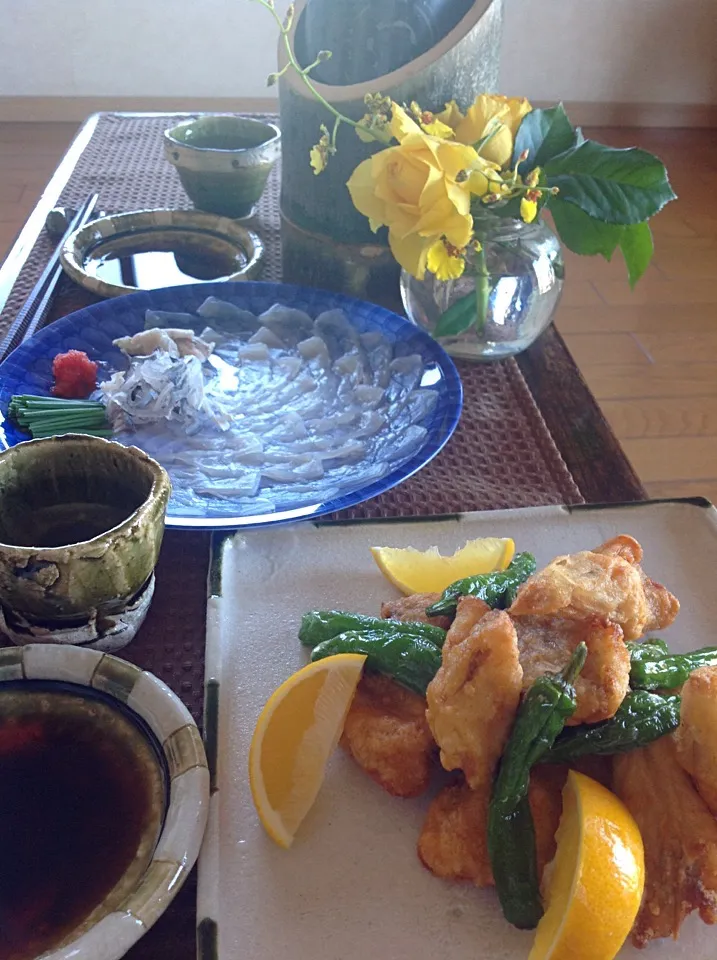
left=0, top=643, right=209, bottom=960
left=0, top=435, right=171, bottom=651
left=164, top=115, right=281, bottom=219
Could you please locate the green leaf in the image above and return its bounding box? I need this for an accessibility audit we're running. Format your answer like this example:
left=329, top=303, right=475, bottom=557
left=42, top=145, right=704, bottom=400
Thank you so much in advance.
left=545, top=140, right=676, bottom=224
left=434, top=291, right=477, bottom=337
left=550, top=198, right=623, bottom=259
left=619, top=222, right=654, bottom=287
left=512, top=104, right=576, bottom=173
left=550, top=198, right=655, bottom=287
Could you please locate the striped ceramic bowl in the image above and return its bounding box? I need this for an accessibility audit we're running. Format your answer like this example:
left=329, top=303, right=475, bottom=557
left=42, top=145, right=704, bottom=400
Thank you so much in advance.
left=0, top=643, right=209, bottom=960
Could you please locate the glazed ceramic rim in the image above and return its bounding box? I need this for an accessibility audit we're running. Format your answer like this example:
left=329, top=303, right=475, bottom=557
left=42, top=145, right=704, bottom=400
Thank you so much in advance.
left=60, top=208, right=265, bottom=298
left=0, top=643, right=209, bottom=960
left=0, top=435, right=170, bottom=554
left=164, top=115, right=281, bottom=155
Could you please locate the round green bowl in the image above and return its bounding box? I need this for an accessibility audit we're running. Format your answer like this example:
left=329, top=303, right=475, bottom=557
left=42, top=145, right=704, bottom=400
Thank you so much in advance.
left=164, top=115, right=281, bottom=219
left=0, top=435, right=170, bottom=647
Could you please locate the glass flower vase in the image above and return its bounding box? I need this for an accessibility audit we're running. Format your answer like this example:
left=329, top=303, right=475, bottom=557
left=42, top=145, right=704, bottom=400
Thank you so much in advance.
left=400, top=218, right=565, bottom=361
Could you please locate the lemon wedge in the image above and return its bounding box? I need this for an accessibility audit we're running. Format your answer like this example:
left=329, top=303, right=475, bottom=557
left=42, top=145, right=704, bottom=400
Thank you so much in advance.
left=248, top=654, right=366, bottom=848
left=370, top=537, right=515, bottom=595
left=529, top=770, right=645, bottom=960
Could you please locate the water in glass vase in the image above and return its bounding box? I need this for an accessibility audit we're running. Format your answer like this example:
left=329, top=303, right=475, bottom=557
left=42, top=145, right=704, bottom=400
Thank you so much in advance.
left=400, top=219, right=565, bottom=361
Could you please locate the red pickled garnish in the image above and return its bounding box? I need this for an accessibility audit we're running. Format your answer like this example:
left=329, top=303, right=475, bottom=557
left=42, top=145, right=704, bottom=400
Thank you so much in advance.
left=51, top=349, right=98, bottom=399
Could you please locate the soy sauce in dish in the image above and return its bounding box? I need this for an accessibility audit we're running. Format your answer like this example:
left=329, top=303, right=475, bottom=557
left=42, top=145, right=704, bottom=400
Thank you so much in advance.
left=0, top=686, right=166, bottom=960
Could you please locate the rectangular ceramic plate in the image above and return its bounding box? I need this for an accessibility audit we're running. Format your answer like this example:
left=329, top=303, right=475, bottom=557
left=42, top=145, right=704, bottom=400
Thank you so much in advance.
left=198, top=499, right=717, bottom=960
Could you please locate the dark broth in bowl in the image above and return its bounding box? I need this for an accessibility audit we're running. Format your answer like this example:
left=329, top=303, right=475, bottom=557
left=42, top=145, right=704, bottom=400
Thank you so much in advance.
left=0, top=684, right=167, bottom=960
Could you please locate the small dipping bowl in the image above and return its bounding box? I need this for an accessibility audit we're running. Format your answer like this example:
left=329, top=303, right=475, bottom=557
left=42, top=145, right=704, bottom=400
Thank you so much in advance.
left=0, top=435, right=171, bottom=651
left=164, top=115, right=281, bottom=219
left=0, top=643, right=208, bottom=960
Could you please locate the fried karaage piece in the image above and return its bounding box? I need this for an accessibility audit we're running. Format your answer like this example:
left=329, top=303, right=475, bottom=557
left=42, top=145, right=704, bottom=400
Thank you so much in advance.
left=341, top=673, right=436, bottom=798
left=513, top=615, right=629, bottom=725
left=417, top=779, right=493, bottom=886
left=613, top=736, right=717, bottom=946
left=594, top=535, right=681, bottom=633
left=417, top=765, right=567, bottom=887
left=674, top=666, right=717, bottom=816
left=380, top=593, right=453, bottom=631
left=593, top=534, right=644, bottom=564
left=510, top=535, right=679, bottom=640
left=426, top=609, right=523, bottom=789
left=442, top=596, right=491, bottom=653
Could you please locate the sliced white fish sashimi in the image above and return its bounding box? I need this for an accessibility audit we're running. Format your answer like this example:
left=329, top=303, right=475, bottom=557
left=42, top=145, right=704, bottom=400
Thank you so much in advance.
left=100, top=302, right=439, bottom=516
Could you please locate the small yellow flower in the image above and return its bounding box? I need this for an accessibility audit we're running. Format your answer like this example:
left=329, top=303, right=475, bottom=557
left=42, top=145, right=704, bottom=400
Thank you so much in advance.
left=421, top=117, right=455, bottom=139
left=355, top=122, right=376, bottom=143
left=309, top=145, right=327, bottom=175
left=467, top=158, right=506, bottom=197
left=389, top=102, right=423, bottom=141
left=427, top=240, right=466, bottom=280
left=520, top=197, right=538, bottom=223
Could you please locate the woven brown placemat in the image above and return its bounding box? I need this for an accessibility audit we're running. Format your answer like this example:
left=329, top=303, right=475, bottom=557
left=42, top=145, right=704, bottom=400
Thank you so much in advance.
left=0, top=113, right=582, bottom=517
left=0, top=113, right=584, bottom=960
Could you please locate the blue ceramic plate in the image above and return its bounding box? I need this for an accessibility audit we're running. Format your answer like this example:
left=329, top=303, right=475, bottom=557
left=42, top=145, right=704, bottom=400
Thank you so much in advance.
left=0, top=282, right=462, bottom=529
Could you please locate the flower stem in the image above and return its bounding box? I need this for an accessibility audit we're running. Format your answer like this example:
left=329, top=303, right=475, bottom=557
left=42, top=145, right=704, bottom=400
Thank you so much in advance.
left=254, top=0, right=391, bottom=145
left=474, top=246, right=490, bottom=336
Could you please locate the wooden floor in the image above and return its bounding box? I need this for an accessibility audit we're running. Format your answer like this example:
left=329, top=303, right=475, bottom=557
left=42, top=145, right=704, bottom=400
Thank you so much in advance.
left=1, top=122, right=716, bottom=501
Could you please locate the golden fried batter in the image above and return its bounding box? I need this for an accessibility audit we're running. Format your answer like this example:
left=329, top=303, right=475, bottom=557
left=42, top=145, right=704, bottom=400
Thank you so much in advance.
left=530, top=764, right=568, bottom=878
left=674, top=666, right=717, bottom=816
left=341, top=673, right=436, bottom=798
left=593, top=534, right=643, bottom=564
left=380, top=593, right=453, bottom=631
left=613, top=737, right=717, bottom=946
left=417, top=765, right=567, bottom=888
left=426, top=609, right=523, bottom=790
left=442, top=596, right=491, bottom=653
left=595, top=535, right=680, bottom=631
left=510, top=536, right=679, bottom=641
left=513, top=615, right=630, bottom=725
left=417, top=779, right=493, bottom=886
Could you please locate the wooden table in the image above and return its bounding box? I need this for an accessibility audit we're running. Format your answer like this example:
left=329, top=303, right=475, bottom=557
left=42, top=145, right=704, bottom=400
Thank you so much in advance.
left=0, top=113, right=646, bottom=960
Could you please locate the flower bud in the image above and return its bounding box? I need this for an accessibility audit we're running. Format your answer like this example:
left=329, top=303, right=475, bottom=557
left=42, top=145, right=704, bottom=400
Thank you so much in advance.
left=283, top=4, right=294, bottom=29
left=266, top=72, right=279, bottom=87
left=318, top=49, right=332, bottom=61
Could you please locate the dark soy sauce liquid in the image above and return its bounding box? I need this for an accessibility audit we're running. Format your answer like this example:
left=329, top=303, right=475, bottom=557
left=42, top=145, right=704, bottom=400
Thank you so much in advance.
left=0, top=691, right=164, bottom=960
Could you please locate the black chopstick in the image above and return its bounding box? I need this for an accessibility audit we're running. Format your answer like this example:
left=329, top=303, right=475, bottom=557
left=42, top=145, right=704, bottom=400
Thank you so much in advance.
left=0, top=193, right=100, bottom=361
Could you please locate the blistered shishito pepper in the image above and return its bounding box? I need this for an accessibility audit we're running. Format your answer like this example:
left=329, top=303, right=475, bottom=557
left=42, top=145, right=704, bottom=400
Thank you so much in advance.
left=298, top=610, right=446, bottom=649
left=310, top=629, right=442, bottom=696
left=627, top=640, right=717, bottom=690
left=425, top=552, right=537, bottom=618
left=627, top=638, right=670, bottom=663
left=488, top=643, right=587, bottom=930
left=546, top=690, right=681, bottom=764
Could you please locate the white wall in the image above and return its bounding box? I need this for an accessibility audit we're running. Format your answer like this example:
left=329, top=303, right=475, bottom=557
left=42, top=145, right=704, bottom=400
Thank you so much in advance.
left=0, top=0, right=715, bottom=105
left=0, top=0, right=290, bottom=98
left=501, top=0, right=717, bottom=105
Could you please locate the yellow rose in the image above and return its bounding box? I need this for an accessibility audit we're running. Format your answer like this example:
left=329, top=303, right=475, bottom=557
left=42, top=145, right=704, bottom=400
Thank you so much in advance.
left=347, top=103, right=478, bottom=280
left=436, top=99, right=465, bottom=131
left=453, top=94, right=532, bottom=168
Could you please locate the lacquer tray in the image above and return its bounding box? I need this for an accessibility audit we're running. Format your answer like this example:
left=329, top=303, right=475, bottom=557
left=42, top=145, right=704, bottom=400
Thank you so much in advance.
left=199, top=499, right=717, bottom=960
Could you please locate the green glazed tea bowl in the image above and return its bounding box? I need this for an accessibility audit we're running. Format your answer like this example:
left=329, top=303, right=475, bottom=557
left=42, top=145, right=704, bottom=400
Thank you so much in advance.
left=0, top=435, right=171, bottom=651
left=164, top=115, right=281, bottom=219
